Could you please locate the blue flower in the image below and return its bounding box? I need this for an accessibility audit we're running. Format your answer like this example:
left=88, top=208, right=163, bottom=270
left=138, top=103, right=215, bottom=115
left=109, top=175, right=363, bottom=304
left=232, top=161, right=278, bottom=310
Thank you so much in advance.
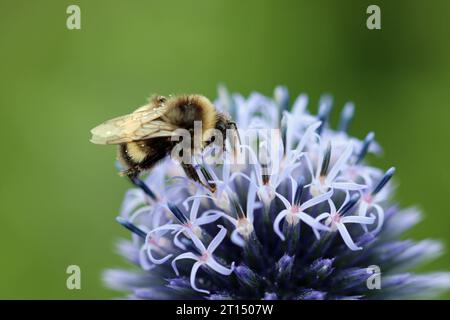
left=103, top=86, right=450, bottom=299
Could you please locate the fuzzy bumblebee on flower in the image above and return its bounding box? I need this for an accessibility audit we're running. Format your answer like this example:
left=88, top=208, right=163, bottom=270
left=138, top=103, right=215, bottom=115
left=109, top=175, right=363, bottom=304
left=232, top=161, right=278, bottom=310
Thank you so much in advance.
left=91, top=86, right=450, bottom=299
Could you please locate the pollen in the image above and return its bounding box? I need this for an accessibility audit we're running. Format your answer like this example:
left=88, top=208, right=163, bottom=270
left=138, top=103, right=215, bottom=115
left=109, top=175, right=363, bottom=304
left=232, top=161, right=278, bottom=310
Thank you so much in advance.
left=237, top=218, right=253, bottom=239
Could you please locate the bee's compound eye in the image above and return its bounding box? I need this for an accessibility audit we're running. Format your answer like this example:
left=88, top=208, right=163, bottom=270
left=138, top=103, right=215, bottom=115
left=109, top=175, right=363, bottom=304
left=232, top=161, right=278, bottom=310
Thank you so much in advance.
left=216, top=121, right=226, bottom=132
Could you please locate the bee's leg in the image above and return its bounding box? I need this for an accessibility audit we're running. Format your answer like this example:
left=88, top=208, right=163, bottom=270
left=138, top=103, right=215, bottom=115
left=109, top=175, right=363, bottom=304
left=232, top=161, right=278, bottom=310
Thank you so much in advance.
left=119, top=168, right=157, bottom=201
left=127, top=174, right=157, bottom=200
left=181, top=163, right=216, bottom=193
left=119, top=166, right=140, bottom=178
left=181, top=163, right=203, bottom=186
left=120, top=164, right=158, bottom=200
left=117, top=145, right=159, bottom=199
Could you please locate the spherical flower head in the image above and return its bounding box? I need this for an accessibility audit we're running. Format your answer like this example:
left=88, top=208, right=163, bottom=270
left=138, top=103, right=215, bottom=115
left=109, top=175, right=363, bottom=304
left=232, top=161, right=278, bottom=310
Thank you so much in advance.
left=103, top=86, right=450, bottom=299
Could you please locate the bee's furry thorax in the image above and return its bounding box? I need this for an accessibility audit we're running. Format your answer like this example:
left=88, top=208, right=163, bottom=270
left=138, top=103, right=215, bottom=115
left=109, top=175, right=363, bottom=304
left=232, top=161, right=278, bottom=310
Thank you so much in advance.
left=162, top=95, right=217, bottom=139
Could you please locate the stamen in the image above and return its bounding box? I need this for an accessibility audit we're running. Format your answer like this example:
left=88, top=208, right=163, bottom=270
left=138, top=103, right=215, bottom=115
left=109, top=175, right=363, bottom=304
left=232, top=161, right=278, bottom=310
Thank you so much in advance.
left=356, top=132, right=374, bottom=164
left=338, top=102, right=354, bottom=132
left=116, top=216, right=147, bottom=239
left=294, top=177, right=306, bottom=206
left=129, top=176, right=157, bottom=201
left=230, top=193, right=246, bottom=220
left=372, top=167, right=395, bottom=195
left=167, top=203, right=189, bottom=224
left=317, top=95, right=333, bottom=134
left=320, top=142, right=332, bottom=177
left=340, top=193, right=361, bottom=216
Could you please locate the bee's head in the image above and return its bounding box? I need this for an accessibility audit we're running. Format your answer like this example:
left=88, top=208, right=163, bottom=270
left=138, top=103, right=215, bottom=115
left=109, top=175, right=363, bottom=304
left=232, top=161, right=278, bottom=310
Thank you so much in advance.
left=214, top=113, right=232, bottom=140
left=215, top=118, right=227, bottom=135
left=208, top=112, right=240, bottom=151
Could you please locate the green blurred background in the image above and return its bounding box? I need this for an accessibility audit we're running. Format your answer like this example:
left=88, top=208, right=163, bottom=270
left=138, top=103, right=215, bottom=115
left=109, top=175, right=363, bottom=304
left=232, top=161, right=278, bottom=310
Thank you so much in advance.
left=0, top=0, right=449, bottom=299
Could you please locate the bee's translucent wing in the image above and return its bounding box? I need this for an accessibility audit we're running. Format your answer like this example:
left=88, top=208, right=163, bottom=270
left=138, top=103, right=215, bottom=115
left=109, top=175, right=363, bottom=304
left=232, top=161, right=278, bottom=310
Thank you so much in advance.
left=90, top=104, right=175, bottom=144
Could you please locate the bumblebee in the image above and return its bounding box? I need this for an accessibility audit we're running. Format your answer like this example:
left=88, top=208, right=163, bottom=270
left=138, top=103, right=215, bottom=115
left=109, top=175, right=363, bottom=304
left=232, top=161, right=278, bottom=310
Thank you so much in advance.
left=90, top=94, right=238, bottom=190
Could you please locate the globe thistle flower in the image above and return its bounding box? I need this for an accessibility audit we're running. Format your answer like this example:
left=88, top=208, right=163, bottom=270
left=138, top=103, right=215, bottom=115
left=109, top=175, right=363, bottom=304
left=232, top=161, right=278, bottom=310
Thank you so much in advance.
left=103, top=86, right=450, bottom=299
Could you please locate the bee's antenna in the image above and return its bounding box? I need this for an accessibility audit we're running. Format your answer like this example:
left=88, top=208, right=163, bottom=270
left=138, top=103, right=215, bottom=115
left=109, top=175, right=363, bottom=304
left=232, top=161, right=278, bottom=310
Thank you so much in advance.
left=128, top=176, right=157, bottom=201
left=116, top=217, right=147, bottom=239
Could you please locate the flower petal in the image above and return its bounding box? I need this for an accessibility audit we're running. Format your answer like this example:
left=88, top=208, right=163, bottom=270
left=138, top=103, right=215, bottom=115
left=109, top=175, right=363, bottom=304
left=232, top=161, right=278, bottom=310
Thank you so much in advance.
left=273, top=210, right=289, bottom=241
left=274, top=192, right=291, bottom=210
left=173, top=229, right=187, bottom=250
left=190, top=261, right=210, bottom=294
left=297, top=211, right=330, bottom=232
left=196, top=212, right=222, bottom=226
left=207, top=225, right=228, bottom=253
left=327, top=143, right=353, bottom=182
left=315, top=212, right=331, bottom=223
left=184, top=228, right=207, bottom=253
left=341, top=215, right=375, bottom=225
left=189, top=197, right=201, bottom=221
left=301, top=189, right=333, bottom=210
left=207, top=257, right=234, bottom=276
left=295, top=121, right=322, bottom=155
left=230, top=229, right=245, bottom=247
left=372, top=204, right=385, bottom=233
left=332, top=182, right=367, bottom=191
left=203, top=209, right=237, bottom=225
left=336, top=223, right=362, bottom=251
left=146, top=240, right=173, bottom=265
left=171, top=252, right=198, bottom=276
